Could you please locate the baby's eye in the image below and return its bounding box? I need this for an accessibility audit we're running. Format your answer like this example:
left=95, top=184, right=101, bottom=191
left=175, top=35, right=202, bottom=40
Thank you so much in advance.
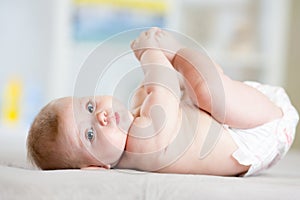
left=87, top=101, right=94, bottom=113
left=86, top=129, right=95, bottom=141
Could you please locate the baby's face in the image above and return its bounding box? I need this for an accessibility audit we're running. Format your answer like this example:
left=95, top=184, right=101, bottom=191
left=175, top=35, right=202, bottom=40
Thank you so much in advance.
left=54, top=96, right=134, bottom=168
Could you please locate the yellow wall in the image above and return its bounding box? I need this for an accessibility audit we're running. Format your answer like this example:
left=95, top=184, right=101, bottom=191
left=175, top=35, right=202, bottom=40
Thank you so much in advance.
left=287, top=0, right=300, bottom=149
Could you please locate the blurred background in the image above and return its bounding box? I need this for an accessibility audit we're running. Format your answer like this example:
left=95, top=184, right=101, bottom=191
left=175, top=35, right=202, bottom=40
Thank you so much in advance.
left=0, top=0, right=299, bottom=157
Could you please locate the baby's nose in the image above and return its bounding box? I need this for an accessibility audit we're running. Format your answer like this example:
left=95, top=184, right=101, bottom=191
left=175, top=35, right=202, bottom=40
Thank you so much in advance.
left=96, top=110, right=108, bottom=126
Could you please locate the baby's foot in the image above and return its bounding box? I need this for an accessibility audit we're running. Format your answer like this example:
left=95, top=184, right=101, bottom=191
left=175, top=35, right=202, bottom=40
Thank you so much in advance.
left=155, top=29, right=183, bottom=62
left=131, top=27, right=160, bottom=60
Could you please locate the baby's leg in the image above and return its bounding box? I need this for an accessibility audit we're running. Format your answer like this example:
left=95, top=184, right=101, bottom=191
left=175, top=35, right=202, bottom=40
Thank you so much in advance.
left=173, top=48, right=283, bottom=129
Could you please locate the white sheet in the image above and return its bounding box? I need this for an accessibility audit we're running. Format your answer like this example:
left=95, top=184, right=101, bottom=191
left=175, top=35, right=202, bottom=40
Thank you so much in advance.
left=1, top=150, right=299, bottom=200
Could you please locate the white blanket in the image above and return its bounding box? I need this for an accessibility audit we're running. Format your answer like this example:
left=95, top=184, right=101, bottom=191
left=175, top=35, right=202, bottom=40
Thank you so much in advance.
left=1, top=151, right=299, bottom=200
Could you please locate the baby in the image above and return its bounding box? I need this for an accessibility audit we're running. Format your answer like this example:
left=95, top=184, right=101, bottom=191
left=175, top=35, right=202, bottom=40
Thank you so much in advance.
left=27, top=28, right=299, bottom=176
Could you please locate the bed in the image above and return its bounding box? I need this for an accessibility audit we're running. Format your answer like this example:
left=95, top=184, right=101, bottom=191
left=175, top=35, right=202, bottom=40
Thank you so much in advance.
left=1, top=127, right=299, bottom=200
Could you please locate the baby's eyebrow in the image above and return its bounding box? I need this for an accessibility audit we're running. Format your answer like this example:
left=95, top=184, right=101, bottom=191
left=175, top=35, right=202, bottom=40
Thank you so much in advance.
left=76, top=97, right=86, bottom=110
left=81, top=97, right=94, bottom=107
left=80, top=98, right=85, bottom=108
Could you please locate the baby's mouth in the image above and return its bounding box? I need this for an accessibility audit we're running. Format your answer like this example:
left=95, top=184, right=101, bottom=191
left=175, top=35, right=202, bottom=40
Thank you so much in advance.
left=115, top=112, right=120, bottom=125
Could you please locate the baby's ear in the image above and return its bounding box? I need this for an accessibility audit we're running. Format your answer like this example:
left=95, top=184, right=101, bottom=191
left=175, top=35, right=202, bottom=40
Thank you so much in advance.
left=81, top=165, right=111, bottom=170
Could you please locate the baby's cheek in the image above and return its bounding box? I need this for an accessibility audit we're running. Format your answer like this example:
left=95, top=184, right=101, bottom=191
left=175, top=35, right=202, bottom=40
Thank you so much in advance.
left=108, top=130, right=127, bottom=150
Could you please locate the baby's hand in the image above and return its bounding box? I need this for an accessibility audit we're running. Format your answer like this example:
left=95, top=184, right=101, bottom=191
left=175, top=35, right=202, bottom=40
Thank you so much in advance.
left=131, top=27, right=161, bottom=60
left=155, top=29, right=183, bottom=62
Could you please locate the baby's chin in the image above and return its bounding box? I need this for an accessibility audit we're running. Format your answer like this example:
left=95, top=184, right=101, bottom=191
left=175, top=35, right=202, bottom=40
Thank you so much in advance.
left=104, top=145, right=127, bottom=168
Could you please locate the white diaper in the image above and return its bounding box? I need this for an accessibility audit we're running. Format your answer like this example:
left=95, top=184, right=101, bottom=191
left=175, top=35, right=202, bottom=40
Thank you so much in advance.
left=226, top=81, right=299, bottom=176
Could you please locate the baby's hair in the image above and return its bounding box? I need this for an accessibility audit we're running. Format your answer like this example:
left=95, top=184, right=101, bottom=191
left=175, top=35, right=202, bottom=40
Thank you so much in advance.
left=27, top=101, right=82, bottom=170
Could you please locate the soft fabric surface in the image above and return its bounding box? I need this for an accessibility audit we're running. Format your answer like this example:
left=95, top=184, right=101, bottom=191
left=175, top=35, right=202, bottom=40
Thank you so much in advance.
left=0, top=151, right=299, bottom=200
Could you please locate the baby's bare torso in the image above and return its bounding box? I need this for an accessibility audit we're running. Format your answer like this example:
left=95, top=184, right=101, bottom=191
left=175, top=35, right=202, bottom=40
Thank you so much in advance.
left=116, top=87, right=249, bottom=176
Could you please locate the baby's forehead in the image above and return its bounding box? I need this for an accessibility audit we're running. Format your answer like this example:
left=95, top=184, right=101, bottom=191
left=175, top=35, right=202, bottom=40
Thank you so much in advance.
left=53, top=98, right=77, bottom=135
left=53, top=96, right=96, bottom=127
left=57, top=107, right=82, bottom=148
